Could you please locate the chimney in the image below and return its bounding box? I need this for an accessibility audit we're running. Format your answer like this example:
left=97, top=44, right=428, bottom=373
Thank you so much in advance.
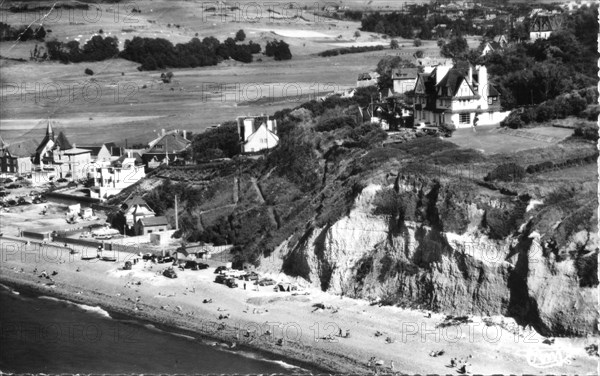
left=467, top=65, right=473, bottom=85
left=267, top=120, right=274, bottom=132
left=182, top=130, right=187, bottom=140
left=243, top=118, right=254, bottom=141
left=72, top=143, right=76, bottom=149
left=128, top=151, right=132, bottom=158
left=478, top=65, right=488, bottom=98
left=161, top=128, right=165, bottom=136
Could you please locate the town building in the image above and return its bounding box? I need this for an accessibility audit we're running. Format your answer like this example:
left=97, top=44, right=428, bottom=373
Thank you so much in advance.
left=413, top=63, right=509, bottom=129
left=88, top=155, right=146, bottom=200
left=142, top=130, right=191, bottom=168
left=59, top=146, right=92, bottom=181
left=80, top=143, right=122, bottom=167
left=237, top=117, right=279, bottom=153
left=529, top=11, right=562, bottom=41
left=0, top=137, right=35, bottom=175
left=391, top=68, right=418, bottom=94
left=120, top=195, right=156, bottom=229
left=134, top=216, right=169, bottom=235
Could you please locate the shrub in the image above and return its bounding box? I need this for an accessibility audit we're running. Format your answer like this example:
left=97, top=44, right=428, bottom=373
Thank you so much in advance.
left=484, top=163, right=526, bottom=182
left=235, top=29, right=246, bottom=42
left=84, top=68, right=94, bottom=75
left=265, top=40, right=292, bottom=60
left=315, top=116, right=356, bottom=132
left=573, top=124, right=599, bottom=141
left=483, top=202, right=526, bottom=239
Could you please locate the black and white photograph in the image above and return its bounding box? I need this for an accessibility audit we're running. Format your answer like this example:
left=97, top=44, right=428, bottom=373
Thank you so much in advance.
left=0, top=0, right=598, bottom=374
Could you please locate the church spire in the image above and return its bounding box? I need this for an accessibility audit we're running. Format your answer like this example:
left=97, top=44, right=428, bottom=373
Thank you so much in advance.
left=46, top=119, right=54, bottom=140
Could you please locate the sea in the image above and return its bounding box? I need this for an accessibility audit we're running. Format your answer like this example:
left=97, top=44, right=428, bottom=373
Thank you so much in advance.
left=0, top=283, right=307, bottom=374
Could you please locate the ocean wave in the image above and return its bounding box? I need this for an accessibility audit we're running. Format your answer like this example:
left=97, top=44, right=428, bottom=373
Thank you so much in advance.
left=0, top=283, right=20, bottom=295
left=38, top=296, right=112, bottom=319
left=75, top=304, right=112, bottom=319
left=143, top=324, right=196, bottom=340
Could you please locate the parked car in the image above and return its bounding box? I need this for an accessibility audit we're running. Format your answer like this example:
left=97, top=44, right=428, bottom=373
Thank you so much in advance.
left=258, top=278, right=276, bottom=286
left=215, top=274, right=228, bottom=284
left=214, top=266, right=229, bottom=274
left=163, top=267, right=177, bottom=278
left=243, top=272, right=259, bottom=281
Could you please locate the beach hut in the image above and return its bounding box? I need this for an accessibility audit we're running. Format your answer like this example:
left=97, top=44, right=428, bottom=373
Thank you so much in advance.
left=275, top=282, right=297, bottom=292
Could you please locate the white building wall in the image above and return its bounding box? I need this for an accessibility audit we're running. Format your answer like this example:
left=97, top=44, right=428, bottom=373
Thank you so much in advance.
left=243, top=124, right=279, bottom=153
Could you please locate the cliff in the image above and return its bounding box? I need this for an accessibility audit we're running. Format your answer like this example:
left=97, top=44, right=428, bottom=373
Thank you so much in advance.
left=274, top=175, right=598, bottom=337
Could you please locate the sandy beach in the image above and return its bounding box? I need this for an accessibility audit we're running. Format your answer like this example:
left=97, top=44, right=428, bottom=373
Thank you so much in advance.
left=0, top=235, right=597, bottom=375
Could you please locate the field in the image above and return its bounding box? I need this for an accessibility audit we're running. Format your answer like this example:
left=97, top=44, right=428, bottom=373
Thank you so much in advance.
left=449, top=125, right=574, bottom=155
left=0, top=0, right=473, bottom=146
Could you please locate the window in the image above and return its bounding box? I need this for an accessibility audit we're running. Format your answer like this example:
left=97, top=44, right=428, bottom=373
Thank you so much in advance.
left=488, top=97, right=493, bottom=105
left=459, top=113, right=470, bottom=124
left=155, top=145, right=163, bottom=150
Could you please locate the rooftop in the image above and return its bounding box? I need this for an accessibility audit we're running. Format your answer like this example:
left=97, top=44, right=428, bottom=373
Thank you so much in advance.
left=138, top=216, right=169, bottom=227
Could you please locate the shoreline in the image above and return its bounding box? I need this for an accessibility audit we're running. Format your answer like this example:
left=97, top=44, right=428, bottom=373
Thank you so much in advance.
left=0, top=275, right=331, bottom=374
left=0, top=240, right=597, bottom=374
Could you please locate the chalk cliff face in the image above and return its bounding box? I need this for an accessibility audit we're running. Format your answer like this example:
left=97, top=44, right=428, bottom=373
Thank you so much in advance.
left=276, top=179, right=598, bottom=337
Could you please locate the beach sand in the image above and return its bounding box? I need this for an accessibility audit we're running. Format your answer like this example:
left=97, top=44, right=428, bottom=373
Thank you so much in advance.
left=0, top=238, right=597, bottom=374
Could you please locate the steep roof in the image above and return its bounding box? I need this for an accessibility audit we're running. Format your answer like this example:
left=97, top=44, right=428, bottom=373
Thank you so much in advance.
left=138, top=216, right=169, bottom=227
left=487, top=84, right=499, bottom=97
left=436, top=68, right=467, bottom=97
left=123, top=195, right=148, bottom=208
left=54, top=131, right=72, bottom=150
left=63, top=147, right=92, bottom=155
left=3, top=139, right=38, bottom=158
left=146, top=132, right=190, bottom=154
left=80, top=145, right=103, bottom=156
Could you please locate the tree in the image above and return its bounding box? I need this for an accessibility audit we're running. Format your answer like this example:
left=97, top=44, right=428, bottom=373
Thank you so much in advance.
left=265, top=40, right=292, bottom=60
left=413, top=38, right=422, bottom=47
left=235, top=29, right=246, bottom=42
left=390, top=39, right=399, bottom=49
left=354, top=30, right=361, bottom=39
left=440, top=35, right=469, bottom=59
left=84, top=68, right=94, bottom=75
left=414, top=50, right=424, bottom=58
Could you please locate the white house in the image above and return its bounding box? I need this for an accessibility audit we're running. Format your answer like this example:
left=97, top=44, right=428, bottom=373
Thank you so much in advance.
left=88, top=155, right=145, bottom=200
left=413, top=64, right=509, bottom=129
left=391, top=68, right=418, bottom=94
left=237, top=117, right=279, bottom=153
left=119, top=195, right=156, bottom=229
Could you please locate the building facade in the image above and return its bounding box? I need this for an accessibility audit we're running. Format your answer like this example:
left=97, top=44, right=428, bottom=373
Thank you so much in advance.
left=413, top=64, right=509, bottom=129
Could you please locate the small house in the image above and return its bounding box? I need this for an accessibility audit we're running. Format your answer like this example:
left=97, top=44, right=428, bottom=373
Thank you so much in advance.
left=80, top=207, right=93, bottom=219
left=134, top=216, right=169, bottom=236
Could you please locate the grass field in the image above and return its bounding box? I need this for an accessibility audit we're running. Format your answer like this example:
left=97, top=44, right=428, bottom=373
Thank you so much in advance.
left=0, top=0, right=480, bottom=146
left=448, top=125, right=572, bottom=155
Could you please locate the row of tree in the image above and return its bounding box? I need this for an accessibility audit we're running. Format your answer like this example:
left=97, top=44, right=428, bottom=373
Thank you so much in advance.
left=0, top=23, right=46, bottom=41
left=46, top=35, right=119, bottom=63
left=45, top=32, right=291, bottom=69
